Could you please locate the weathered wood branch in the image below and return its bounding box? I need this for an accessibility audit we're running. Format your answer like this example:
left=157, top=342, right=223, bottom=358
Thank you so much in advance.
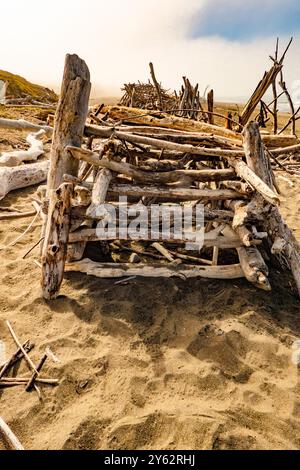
left=0, top=417, right=24, bottom=450
left=68, top=145, right=237, bottom=184
left=0, top=130, right=46, bottom=167
left=226, top=158, right=279, bottom=205
left=0, top=161, right=49, bottom=201
left=242, top=122, right=300, bottom=297
left=65, top=258, right=244, bottom=280
left=0, top=118, right=53, bottom=136
left=100, top=105, right=239, bottom=139
left=240, top=63, right=283, bottom=126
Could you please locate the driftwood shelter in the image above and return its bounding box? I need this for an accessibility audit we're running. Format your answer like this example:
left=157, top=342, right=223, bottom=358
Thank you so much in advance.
left=1, top=46, right=299, bottom=300
left=28, top=52, right=300, bottom=300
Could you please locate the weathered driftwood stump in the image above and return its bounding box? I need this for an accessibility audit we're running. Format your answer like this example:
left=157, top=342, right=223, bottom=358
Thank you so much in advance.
left=242, top=121, right=300, bottom=297
left=0, top=161, right=49, bottom=201
left=41, top=54, right=91, bottom=299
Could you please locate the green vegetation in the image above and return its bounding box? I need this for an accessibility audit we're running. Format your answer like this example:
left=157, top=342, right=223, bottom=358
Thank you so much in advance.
left=0, top=70, right=58, bottom=102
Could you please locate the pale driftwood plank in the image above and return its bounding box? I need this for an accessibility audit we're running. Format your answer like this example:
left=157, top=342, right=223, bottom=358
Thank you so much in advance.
left=65, top=259, right=244, bottom=280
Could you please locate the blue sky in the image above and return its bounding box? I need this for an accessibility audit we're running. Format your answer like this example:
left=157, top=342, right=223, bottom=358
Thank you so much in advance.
left=0, top=0, right=299, bottom=100
left=190, top=0, right=300, bottom=41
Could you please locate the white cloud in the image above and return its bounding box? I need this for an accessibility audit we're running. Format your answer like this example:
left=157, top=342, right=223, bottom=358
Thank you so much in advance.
left=0, top=0, right=299, bottom=101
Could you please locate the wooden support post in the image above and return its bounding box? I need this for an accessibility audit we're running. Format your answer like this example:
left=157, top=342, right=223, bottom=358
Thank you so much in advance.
left=225, top=112, right=233, bottom=130
left=41, top=183, right=73, bottom=299
left=86, top=168, right=112, bottom=218
left=242, top=121, right=275, bottom=190
left=222, top=224, right=271, bottom=291
left=242, top=121, right=300, bottom=297
left=149, top=62, right=163, bottom=110
left=41, top=54, right=91, bottom=299
left=47, top=54, right=91, bottom=191
left=67, top=166, right=113, bottom=263
left=207, top=90, right=214, bottom=125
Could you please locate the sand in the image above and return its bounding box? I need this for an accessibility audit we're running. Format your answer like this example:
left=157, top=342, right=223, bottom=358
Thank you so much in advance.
left=1, top=131, right=300, bottom=450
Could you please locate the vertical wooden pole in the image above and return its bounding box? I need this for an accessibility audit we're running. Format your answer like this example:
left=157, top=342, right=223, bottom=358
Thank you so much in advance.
left=47, top=54, right=91, bottom=191
left=225, top=112, right=233, bottom=130
left=242, top=121, right=300, bottom=297
left=41, top=54, right=91, bottom=300
left=207, top=89, right=214, bottom=125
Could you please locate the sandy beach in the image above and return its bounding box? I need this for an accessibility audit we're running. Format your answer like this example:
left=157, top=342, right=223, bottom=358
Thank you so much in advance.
left=1, top=133, right=300, bottom=449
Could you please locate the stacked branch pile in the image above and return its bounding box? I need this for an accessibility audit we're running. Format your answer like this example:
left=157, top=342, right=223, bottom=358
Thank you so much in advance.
left=32, top=54, right=300, bottom=300
left=0, top=52, right=300, bottom=301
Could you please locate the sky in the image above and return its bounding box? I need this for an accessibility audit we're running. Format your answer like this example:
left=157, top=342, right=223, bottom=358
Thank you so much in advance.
left=1, top=0, right=300, bottom=101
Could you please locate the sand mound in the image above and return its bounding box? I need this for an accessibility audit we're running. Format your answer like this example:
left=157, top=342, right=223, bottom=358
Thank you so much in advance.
left=0, top=175, right=300, bottom=450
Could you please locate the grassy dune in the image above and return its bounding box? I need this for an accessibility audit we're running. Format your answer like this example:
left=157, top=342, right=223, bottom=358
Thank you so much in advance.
left=0, top=70, right=57, bottom=102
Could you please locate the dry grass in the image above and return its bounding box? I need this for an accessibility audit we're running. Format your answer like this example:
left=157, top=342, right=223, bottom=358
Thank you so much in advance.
left=0, top=70, right=57, bottom=102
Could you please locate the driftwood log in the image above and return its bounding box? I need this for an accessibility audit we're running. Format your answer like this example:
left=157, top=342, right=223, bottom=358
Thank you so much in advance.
left=0, top=118, right=52, bottom=136
left=0, top=130, right=46, bottom=167
left=65, top=259, right=244, bottom=279
left=41, top=54, right=91, bottom=299
left=0, top=417, right=24, bottom=451
left=0, top=161, right=49, bottom=201
left=242, top=121, right=300, bottom=296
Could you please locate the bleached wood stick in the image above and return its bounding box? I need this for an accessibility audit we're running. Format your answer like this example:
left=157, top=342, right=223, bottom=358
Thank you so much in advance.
left=0, top=130, right=46, bottom=167
left=0, top=377, right=58, bottom=385
left=227, top=158, right=280, bottom=205
left=0, top=160, right=49, bottom=201
left=100, top=105, right=239, bottom=139
left=68, top=228, right=258, bottom=248
left=6, top=321, right=38, bottom=373
left=0, top=210, right=36, bottom=220
left=0, top=118, right=53, bottom=136
left=0, top=417, right=24, bottom=450
left=65, top=258, right=244, bottom=280
left=152, top=242, right=176, bottom=262
left=86, top=167, right=112, bottom=217
left=222, top=225, right=271, bottom=291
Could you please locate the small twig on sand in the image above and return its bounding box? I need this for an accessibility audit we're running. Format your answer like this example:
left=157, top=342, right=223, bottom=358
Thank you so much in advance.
left=6, top=321, right=41, bottom=399
left=0, top=341, right=34, bottom=379
left=25, top=354, right=48, bottom=392
left=1, top=209, right=40, bottom=251
left=23, top=237, right=45, bottom=259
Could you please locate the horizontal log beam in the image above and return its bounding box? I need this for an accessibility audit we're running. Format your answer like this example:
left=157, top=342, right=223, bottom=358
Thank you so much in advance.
left=100, top=105, right=239, bottom=139
left=67, top=145, right=237, bottom=184
left=0, top=118, right=53, bottom=137
left=68, top=228, right=260, bottom=248
left=83, top=128, right=245, bottom=158
left=108, top=184, right=243, bottom=201
left=65, top=258, right=244, bottom=280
